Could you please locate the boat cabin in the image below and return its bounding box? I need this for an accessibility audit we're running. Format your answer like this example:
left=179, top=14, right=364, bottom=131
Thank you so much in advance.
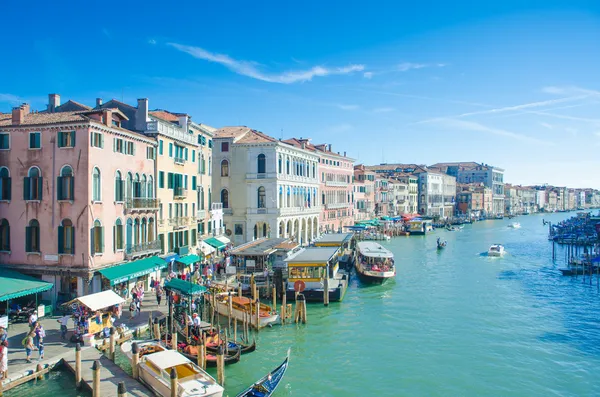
left=407, top=219, right=433, bottom=235
left=285, top=247, right=340, bottom=287
left=357, top=242, right=394, bottom=273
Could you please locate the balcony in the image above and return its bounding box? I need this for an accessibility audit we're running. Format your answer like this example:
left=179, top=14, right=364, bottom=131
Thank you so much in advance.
left=169, top=217, right=189, bottom=229
left=174, top=187, right=187, bottom=199
left=246, top=172, right=276, bottom=180
left=124, top=240, right=162, bottom=260
left=124, top=198, right=160, bottom=212
left=278, top=206, right=321, bottom=216
left=223, top=208, right=233, bottom=215
left=325, top=203, right=349, bottom=210
left=197, top=210, right=207, bottom=220
left=174, top=156, right=186, bottom=165
left=325, top=180, right=349, bottom=187
left=211, top=202, right=223, bottom=211
left=146, top=120, right=195, bottom=145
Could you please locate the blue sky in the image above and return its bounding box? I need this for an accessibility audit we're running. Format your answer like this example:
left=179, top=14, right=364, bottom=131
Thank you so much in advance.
left=2, top=1, right=600, bottom=187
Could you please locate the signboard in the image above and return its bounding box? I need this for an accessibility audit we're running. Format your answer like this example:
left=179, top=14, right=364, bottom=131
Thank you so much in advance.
left=246, top=259, right=256, bottom=269
left=226, top=266, right=237, bottom=275
left=0, top=316, right=8, bottom=329
left=37, top=305, right=45, bottom=318
left=294, top=280, right=306, bottom=293
left=44, top=254, right=59, bottom=263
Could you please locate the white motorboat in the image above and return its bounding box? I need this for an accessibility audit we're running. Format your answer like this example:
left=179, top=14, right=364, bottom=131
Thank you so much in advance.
left=488, top=244, right=505, bottom=257
left=121, top=341, right=224, bottom=397
left=355, top=241, right=396, bottom=284
left=508, top=222, right=521, bottom=229
left=213, top=293, right=279, bottom=329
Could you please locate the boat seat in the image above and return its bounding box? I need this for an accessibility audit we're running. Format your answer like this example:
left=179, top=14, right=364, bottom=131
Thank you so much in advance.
left=176, top=364, right=197, bottom=379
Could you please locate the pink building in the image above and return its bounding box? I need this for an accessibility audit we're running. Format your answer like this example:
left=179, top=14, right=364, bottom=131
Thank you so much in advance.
left=283, top=139, right=354, bottom=233
left=353, top=165, right=376, bottom=221
left=0, top=95, right=158, bottom=304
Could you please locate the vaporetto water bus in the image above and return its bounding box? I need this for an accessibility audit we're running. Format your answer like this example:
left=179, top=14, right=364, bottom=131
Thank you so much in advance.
left=355, top=241, right=396, bottom=284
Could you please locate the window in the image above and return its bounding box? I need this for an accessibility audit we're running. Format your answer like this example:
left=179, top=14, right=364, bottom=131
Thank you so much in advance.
left=158, top=171, right=165, bottom=189
left=221, top=189, right=229, bottom=208
left=208, top=139, right=213, bottom=148
left=167, top=172, right=173, bottom=189
left=58, top=219, right=74, bottom=254
left=191, top=228, right=197, bottom=247
left=0, top=219, right=9, bottom=251
left=126, top=141, right=135, bottom=155
left=221, top=160, right=229, bottom=177
left=257, top=154, right=266, bottom=174
left=199, top=187, right=205, bottom=210
left=258, top=186, right=266, bottom=208
left=221, top=142, right=229, bottom=152
left=169, top=143, right=173, bottom=157
left=0, top=133, right=9, bottom=150
left=192, top=150, right=195, bottom=162
left=114, top=138, right=124, bottom=153
left=115, top=171, right=124, bottom=202
left=92, top=167, right=101, bottom=201
left=91, top=219, right=104, bottom=255
left=184, top=148, right=188, bottom=161
left=90, top=132, right=104, bottom=148
left=25, top=219, right=40, bottom=253
left=29, top=132, right=41, bottom=149
left=192, top=176, right=197, bottom=190
left=201, top=155, right=206, bottom=175
left=147, top=176, right=154, bottom=198
left=286, top=158, right=290, bottom=174
left=24, top=167, right=42, bottom=201
left=58, top=131, right=75, bottom=148
left=0, top=167, right=10, bottom=200
left=159, top=140, right=163, bottom=155
left=113, top=219, right=123, bottom=251
left=57, top=166, right=74, bottom=200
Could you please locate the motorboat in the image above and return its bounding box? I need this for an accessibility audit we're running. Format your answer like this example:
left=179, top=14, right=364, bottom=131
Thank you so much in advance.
left=121, top=340, right=223, bottom=397
left=355, top=241, right=396, bottom=284
left=488, top=244, right=505, bottom=257
left=213, top=293, right=279, bottom=329
left=236, top=349, right=291, bottom=397
left=508, top=222, right=521, bottom=229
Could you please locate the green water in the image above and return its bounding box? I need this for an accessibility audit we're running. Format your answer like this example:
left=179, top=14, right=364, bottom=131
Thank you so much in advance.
left=4, top=367, right=89, bottom=397
left=17, top=212, right=600, bottom=396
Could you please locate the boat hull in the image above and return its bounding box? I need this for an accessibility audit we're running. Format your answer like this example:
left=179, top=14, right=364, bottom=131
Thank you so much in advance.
left=355, top=269, right=395, bottom=284
left=285, top=283, right=347, bottom=302
left=214, top=300, right=279, bottom=329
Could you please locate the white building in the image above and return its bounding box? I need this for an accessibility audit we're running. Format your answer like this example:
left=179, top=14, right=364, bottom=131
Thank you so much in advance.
left=415, top=171, right=456, bottom=218
left=211, top=127, right=320, bottom=245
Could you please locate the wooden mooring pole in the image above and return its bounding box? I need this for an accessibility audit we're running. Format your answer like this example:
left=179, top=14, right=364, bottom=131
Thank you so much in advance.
left=216, top=346, right=225, bottom=386
left=153, top=317, right=161, bottom=341
left=170, top=368, right=178, bottom=397
left=92, top=360, right=101, bottom=397
left=109, top=327, right=116, bottom=361
left=131, top=342, right=140, bottom=380
left=117, top=381, right=127, bottom=397
left=75, top=343, right=82, bottom=388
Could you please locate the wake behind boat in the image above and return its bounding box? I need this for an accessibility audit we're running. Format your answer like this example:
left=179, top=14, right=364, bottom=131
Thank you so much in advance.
left=355, top=241, right=395, bottom=284
left=236, top=349, right=291, bottom=397
left=508, top=222, right=521, bottom=229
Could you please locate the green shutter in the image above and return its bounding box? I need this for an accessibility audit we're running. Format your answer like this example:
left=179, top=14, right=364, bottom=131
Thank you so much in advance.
left=57, top=177, right=63, bottom=200
left=113, top=226, right=116, bottom=252
left=169, top=143, right=173, bottom=157
left=71, top=227, right=75, bottom=254
left=192, top=176, right=196, bottom=190
left=6, top=177, right=11, bottom=200
left=159, top=171, right=164, bottom=188
left=37, top=177, right=43, bottom=200
left=159, top=140, right=163, bottom=155
left=72, top=131, right=76, bottom=147
left=192, top=150, right=195, bottom=162
left=184, top=148, right=188, bottom=160
left=23, top=177, right=30, bottom=200
left=69, top=177, right=75, bottom=200
left=90, top=227, right=95, bottom=255
left=25, top=226, right=31, bottom=252
left=57, top=132, right=64, bottom=148
left=58, top=226, right=64, bottom=254
left=100, top=227, right=104, bottom=254
left=184, top=175, right=188, bottom=189
left=35, top=226, right=40, bottom=252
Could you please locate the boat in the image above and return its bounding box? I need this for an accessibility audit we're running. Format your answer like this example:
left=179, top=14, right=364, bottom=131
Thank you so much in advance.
left=446, top=225, right=463, bottom=232
left=437, top=238, right=447, bottom=250
left=236, top=349, right=291, bottom=397
left=408, top=219, right=433, bottom=235
left=355, top=241, right=395, bottom=284
left=180, top=343, right=242, bottom=367
left=508, top=222, right=521, bottom=229
left=204, top=331, right=256, bottom=355
left=121, top=340, right=224, bottom=397
left=213, top=293, right=279, bottom=329
left=488, top=244, right=505, bottom=257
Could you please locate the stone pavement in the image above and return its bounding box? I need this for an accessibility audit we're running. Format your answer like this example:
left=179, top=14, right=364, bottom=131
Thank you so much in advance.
left=2, top=291, right=167, bottom=386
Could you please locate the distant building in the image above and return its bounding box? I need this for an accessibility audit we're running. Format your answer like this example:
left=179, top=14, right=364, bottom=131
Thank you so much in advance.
left=353, top=165, right=376, bottom=220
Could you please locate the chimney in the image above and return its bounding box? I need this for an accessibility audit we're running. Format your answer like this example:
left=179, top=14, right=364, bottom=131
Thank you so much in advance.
left=21, top=103, right=30, bottom=115
left=103, top=109, right=113, bottom=126
left=328, top=144, right=332, bottom=152
left=135, top=98, right=149, bottom=131
left=301, top=141, right=306, bottom=150
left=12, top=106, right=24, bottom=125
left=96, top=98, right=103, bottom=107
left=178, top=114, right=189, bottom=131
left=344, top=151, right=347, bottom=157
left=48, top=93, right=60, bottom=113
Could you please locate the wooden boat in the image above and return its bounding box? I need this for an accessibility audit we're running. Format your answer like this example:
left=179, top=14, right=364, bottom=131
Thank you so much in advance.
left=180, top=343, right=242, bottom=367
left=213, top=293, right=279, bottom=329
left=120, top=340, right=224, bottom=397
left=236, top=349, right=290, bottom=397
left=206, top=339, right=256, bottom=355
left=355, top=241, right=395, bottom=284
left=437, top=239, right=447, bottom=250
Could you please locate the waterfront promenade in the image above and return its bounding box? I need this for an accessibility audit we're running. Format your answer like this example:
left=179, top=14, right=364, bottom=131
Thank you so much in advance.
left=2, top=291, right=166, bottom=390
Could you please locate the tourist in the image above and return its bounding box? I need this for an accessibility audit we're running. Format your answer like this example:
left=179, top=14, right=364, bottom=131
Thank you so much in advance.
left=0, top=341, right=7, bottom=380
left=129, top=299, right=137, bottom=319
left=23, top=331, right=35, bottom=363
left=57, top=314, right=71, bottom=340
left=29, top=311, right=38, bottom=330
left=136, top=297, right=142, bottom=315
left=38, top=339, right=44, bottom=360
left=35, top=323, right=46, bottom=349
left=156, top=284, right=163, bottom=306
left=150, top=277, right=156, bottom=290
left=0, top=326, right=7, bottom=345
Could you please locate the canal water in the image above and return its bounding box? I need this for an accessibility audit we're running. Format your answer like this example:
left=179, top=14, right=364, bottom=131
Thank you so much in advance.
left=11, top=211, right=600, bottom=396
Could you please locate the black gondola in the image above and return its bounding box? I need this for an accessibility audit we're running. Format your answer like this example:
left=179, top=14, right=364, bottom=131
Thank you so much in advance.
left=236, top=348, right=291, bottom=397
left=180, top=345, right=242, bottom=367
left=206, top=339, right=257, bottom=355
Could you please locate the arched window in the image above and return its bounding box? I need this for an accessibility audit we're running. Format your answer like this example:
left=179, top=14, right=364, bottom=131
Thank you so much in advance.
left=114, top=218, right=123, bottom=251
left=0, top=219, right=10, bottom=252
left=115, top=171, right=124, bottom=202
left=24, top=167, right=42, bottom=201
left=26, top=219, right=40, bottom=253
left=148, top=218, right=155, bottom=241
left=134, top=218, right=140, bottom=245
left=133, top=174, right=141, bottom=198
left=91, top=219, right=103, bottom=254
left=147, top=176, right=154, bottom=199
left=92, top=167, right=101, bottom=201
left=141, top=175, right=147, bottom=198
left=278, top=155, right=282, bottom=174
left=221, top=189, right=229, bottom=208
left=58, top=165, right=74, bottom=200
left=257, top=186, right=266, bottom=208
left=286, top=158, right=290, bottom=174
left=0, top=167, right=11, bottom=201
left=126, top=218, right=133, bottom=253
left=257, top=154, right=266, bottom=174
left=141, top=218, right=148, bottom=244
left=58, top=219, right=74, bottom=254
left=221, top=160, right=229, bottom=177
left=126, top=172, right=133, bottom=200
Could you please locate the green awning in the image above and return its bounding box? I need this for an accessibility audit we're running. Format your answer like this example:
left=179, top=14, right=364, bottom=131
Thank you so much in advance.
left=164, top=278, right=207, bottom=296
left=0, top=269, right=54, bottom=302
left=204, top=237, right=226, bottom=250
left=175, top=254, right=201, bottom=266
left=98, top=256, right=167, bottom=286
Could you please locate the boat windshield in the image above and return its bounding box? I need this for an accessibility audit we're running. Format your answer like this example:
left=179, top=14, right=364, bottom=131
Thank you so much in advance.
left=358, top=255, right=394, bottom=272
left=490, top=246, right=500, bottom=252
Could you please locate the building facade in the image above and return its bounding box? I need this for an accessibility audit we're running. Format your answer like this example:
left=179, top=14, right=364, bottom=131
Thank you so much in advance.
left=353, top=165, right=376, bottom=221
left=415, top=171, right=456, bottom=217
left=388, top=179, right=409, bottom=216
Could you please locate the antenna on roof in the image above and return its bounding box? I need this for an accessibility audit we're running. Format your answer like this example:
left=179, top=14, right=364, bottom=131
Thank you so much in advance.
left=281, top=128, right=283, bottom=140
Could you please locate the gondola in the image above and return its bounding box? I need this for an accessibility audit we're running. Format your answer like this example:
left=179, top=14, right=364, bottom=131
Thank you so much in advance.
left=437, top=238, right=447, bottom=250
left=180, top=343, right=242, bottom=367
left=236, top=349, right=290, bottom=397
left=206, top=339, right=257, bottom=355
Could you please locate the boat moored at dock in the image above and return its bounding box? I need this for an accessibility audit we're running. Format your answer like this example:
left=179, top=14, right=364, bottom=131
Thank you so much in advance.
left=355, top=241, right=395, bottom=284
left=408, top=219, right=433, bottom=235
left=213, top=293, right=279, bottom=329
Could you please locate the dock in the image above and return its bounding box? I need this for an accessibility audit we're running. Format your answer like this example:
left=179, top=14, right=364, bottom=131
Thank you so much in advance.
left=62, top=347, right=150, bottom=397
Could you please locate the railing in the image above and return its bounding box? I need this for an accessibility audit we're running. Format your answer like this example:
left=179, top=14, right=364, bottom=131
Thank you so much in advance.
left=325, top=180, right=349, bottom=187
left=246, top=172, right=275, bottom=180
left=197, top=210, right=206, bottom=220
left=124, top=198, right=160, bottom=212
left=223, top=208, right=233, bottom=215
left=211, top=202, right=223, bottom=211
left=278, top=206, right=321, bottom=216
left=147, top=120, right=195, bottom=145
left=169, top=217, right=189, bottom=228
left=125, top=240, right=161, bottom=260
left=174, top=156, right=185, bottom=165
left=174, top=187, right=187, bottom=198
left=325, top=203, right=349, bottom=210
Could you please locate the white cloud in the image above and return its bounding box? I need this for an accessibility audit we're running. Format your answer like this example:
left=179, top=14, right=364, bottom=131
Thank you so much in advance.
left=0, top=93, right=25, bottom=105
left=148, top=39, right=157, bottom=45
left=373, top=107, right=394, bottom=113
left=543, top=85, right=600, bottom=97
left=337, top=104, right=359, bottom=111
left=363, top=72, right=373, bottom=79
left=168, top=42, right=365, bottom=84
left=540, top=122, right=553, bottom=129
left=396, top=62, right=446, bottom=72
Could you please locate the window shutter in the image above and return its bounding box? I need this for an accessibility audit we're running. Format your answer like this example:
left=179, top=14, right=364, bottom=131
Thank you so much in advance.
left=23, top=177, right=30, bottom=200
left=72, top=131, right=76, bottom=147
left=58, top=132, right=63, bottom=148
left=6, top=177, right=11, bottom=200
left=120, top=180, right=125, bottom=201
left=71, top=227, right=76, bottom=254
left=184, top=148, right=188, bottom=160
left=169, top=143, right=173, bottom=157
left=35, top=226, right=40, bottom=252
left=57, top=177, right=63, bottom=200
left=113, top=225, right=116, bottom=252
left=100, top=227, right=104, bottom=254
left=90, top=227, right=95, bottom=255
left=192, top=150, right=195, bottom=162
left=25, top=226, right=31, bottom=252
left=70, top=177, right=75, bottom=200
left=100, top=134, right=104, bottom=148
left=58, top=226, right=64, bottom=254
left=38, top=177, right=43, bottom=200
left=113, top=138, right=117, bottom=152
left=90, top=131, right=93, bottom=145
left=192, top=176, right=196, bottom=190
left=36, top=133, right=41, bottom=148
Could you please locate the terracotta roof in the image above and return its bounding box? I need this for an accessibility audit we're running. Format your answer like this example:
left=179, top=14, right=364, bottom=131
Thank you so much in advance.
left=274, top=241, right=300, bottom=250
left=0, top=111, right=88, bottom=127
left=101, top=99, right=136, bottom=109
left=282, top=138, right=317, bottom=151
left=149, top=110, right=179, bottom=122
left=236, top=129, right=277, bottom=144
left=214, top=126, right=252, bottom=139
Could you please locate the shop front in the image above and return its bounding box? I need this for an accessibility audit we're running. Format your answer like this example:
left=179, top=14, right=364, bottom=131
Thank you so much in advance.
left=0, top=269, right=54, bottom=329
left=98, top=256, right=167, bottom=299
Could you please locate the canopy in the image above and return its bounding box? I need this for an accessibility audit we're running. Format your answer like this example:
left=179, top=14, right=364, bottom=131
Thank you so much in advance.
left=216, top=235, right=231, bottom=245
left=204, top=237, right=226, bottom=250
left=65, top=290, right=124, bottom=311
left=146, top=349, right=190, bottom=369
left=0, top=269, right=54, bottom=302
left=199, top=241, right=216, bottom=255
left=164, top=278, right=207, bottom=296
left=98, top=256, right=167, bottom=286
left=175, top=254, right=201, bottom=266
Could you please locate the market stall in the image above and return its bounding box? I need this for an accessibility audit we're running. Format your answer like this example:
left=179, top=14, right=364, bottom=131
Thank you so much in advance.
left=0, top=269, right=54, bottom=328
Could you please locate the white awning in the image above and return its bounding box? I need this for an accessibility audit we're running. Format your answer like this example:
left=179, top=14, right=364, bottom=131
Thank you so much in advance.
left=146, top=349, right=191, bottom=370
left=216, top=236, right=231, bottom=245
left=199, top=241, right=216, bottom=255
left=66, top=290, right=125, bottom=311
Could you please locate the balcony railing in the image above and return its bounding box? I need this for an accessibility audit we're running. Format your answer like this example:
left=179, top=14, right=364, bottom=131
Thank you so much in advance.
left=211, top=202, right=223, bottom=211
left=174, top=156, right=185, bottom=165
left=246, top=172, right=276, bottom=180
left=174, top=187, right=187, bottom=198
left=325, top=180, right=349, bottom=187
left=124, top=240, right=161, bottom=260
left=169, top=217, right=189, bottom=228
left=278, top=206, right=321, bottom=216
left=223, top=208, right=233, bottom=215
left=197, top=210, right=207, bottom=220
left=325, top=203, right=349, bottom=210
left=124, top=198, right=160, bottom=212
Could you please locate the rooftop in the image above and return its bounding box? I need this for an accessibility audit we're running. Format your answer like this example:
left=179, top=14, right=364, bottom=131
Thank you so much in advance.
left=285, top=247, right=339, bottom=264
left=229, top=238, right=297, bottom=256
left=314, top=233, right=353, bottom=245
left=357, top=241, right=394, bottom=258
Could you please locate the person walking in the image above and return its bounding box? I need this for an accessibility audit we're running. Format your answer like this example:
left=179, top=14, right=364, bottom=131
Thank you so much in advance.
left=23, top=331, right=35, bottom=363
left=0, top=341, right=8, bottom=380
left=28, top=311, right=38, bottom=330
left=57, top=315, right=71, bottom=340
left=129, top=299, right=137, bottom=319
left=156, top=285, right=163, bottom=306
left=38, top=339, right=44, bottom=360
left=35, top=323, right=46, bottom=349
